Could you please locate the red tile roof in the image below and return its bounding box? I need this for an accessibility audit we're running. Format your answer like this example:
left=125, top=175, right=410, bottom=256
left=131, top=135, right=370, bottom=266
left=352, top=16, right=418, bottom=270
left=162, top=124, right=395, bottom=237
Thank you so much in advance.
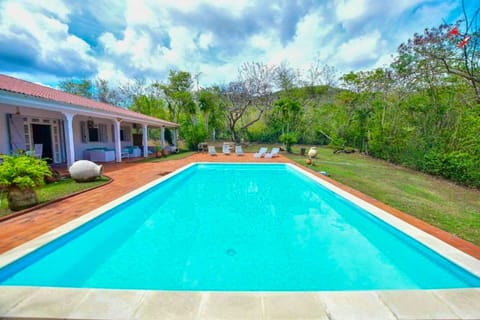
left=0, top=74, right=178, bottom=127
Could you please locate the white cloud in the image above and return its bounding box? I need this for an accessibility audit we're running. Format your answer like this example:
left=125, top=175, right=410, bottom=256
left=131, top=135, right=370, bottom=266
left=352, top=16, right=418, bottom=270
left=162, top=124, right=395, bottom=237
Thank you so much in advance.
left=0, top=0, right=467, bottom=87
left=0, top=1, right=96, bottom=76
left=198, top=32, right=214, bottom=49
left=335, top=0, right=367, bottom=21
left=335, top=30, right=382, bottom=66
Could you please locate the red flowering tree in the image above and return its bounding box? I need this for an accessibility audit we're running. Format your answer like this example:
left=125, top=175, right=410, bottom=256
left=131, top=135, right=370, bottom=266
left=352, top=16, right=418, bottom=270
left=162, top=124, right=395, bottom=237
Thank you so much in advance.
left=395, top=5, right=479, bottom=103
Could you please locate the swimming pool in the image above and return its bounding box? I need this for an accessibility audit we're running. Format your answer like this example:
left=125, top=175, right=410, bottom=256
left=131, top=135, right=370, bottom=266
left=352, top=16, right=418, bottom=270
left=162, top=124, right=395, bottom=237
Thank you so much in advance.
left=0, top=163, right=479, bottom=291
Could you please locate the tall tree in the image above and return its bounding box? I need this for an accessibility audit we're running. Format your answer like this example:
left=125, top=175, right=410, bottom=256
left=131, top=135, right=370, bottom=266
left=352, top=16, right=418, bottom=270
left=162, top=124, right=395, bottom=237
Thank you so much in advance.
left=94, top=78, right=123, bottom=106
left=396, top=3, right=480, bottom=102
left=198, top=88, right=221, bottom=140
left=58, top=79, right=93, bottom=98
left=159, top=70, right=196, bottom=124
left=221, top=62, right=276, bottom=142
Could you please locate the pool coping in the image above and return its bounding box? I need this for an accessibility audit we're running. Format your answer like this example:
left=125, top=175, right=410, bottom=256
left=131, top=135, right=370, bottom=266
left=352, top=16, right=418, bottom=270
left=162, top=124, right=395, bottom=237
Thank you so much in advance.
left=0, top=162, right=479, bottom=319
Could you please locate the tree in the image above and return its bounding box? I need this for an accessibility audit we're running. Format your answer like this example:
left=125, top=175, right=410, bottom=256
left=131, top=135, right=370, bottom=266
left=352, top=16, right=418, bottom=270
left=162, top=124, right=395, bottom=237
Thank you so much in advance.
left=275, top=62, right=299, bottom=93
left=159, top=70, right=195, bottom=124
left=396, top=3, right=480, bottom=102
left=94, top=78, right=123, bottom=106
left=198, top=88, right=222, bottom=140
left=58, top=79, right=93, bottom=98
left=221, top=62, right=276, bottom=142
left=273, top=98, right=302, bottom=151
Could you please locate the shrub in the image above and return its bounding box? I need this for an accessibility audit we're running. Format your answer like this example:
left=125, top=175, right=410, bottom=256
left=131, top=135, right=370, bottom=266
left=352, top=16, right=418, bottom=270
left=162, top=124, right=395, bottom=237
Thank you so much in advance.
left=0, top=154, right=51, bottom=190
left=279, top=132, right=298, bottom=152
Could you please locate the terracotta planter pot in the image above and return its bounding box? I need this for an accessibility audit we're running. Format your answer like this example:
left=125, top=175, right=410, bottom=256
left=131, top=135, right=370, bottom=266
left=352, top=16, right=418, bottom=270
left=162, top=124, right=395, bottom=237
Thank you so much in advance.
left=7, top=186, right=38, bottom=211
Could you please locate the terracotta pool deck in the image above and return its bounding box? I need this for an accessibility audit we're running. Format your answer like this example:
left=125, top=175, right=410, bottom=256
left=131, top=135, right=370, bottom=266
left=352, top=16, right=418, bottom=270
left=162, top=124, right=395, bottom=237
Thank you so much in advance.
left=0, top=152, right=479, bottom=319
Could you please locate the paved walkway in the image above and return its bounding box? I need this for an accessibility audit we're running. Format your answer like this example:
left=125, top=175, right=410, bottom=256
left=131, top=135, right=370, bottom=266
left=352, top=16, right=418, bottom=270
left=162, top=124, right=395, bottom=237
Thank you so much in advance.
left=0, top=152, right=479, bottom=259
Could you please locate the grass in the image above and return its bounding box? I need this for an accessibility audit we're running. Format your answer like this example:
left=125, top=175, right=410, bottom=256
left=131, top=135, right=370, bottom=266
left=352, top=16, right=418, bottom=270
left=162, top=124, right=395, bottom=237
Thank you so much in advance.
left=0, top=177, right=110, bottom=218
left=285, top=145, right=480, bottom=246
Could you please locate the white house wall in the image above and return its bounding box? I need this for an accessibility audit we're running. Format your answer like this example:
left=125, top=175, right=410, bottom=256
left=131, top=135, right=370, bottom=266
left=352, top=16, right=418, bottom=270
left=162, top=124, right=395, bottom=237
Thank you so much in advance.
left=73, top=116, right=135, bottom=161
left=0, top=109, right=8, bottom=155
left=0, top=103, right=64, bottom=157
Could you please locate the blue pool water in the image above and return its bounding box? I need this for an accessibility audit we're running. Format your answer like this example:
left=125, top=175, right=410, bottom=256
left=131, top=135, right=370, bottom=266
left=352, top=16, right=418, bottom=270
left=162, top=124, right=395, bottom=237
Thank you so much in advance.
left=0, top=164, right=478, bottom=290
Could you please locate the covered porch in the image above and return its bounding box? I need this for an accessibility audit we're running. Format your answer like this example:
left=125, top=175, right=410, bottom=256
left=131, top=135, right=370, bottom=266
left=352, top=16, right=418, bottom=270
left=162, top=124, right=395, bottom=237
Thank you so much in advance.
left=0, top=75, right=179, bottom=166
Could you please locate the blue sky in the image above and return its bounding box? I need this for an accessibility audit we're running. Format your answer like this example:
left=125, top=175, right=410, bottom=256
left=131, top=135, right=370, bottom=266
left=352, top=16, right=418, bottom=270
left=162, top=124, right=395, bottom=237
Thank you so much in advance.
left=0, top=0, right=476, bottom=88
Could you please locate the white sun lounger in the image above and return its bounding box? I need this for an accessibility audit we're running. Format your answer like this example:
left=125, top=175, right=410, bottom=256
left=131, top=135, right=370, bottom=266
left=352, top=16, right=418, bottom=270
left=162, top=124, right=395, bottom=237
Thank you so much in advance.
left=254, top=147, right=268, bottom=158
left=235, top=145, right=244, bottom=156
left=265, top=147, right=280, bottom=158
left=223, top=143, right=231, bottom=155
left=208, top=146, right=217, bottom=156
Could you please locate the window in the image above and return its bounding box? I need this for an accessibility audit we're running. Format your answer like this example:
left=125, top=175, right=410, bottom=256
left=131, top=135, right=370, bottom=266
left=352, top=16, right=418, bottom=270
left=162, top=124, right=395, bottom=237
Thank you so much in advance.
left=81, top=121, right=107, bottom=143
left=88, top=127, right=99, bottom=142
left=120, top=126, right=131, bottom=142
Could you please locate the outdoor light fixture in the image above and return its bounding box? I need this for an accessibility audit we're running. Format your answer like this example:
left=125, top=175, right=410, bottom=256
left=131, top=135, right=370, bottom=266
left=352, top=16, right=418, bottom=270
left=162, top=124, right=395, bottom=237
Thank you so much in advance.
left=87, top=118, right=94, bottom=128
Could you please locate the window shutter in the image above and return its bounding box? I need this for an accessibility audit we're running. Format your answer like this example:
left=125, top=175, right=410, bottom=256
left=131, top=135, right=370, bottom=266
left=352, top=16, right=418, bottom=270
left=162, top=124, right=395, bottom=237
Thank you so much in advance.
left=111, top=125, right=115, bottom=142
left=99, top=124, right=107, bottom=142
left=125, top=126, right=131, bottom=142
left=80, top=121, right=87, bottom=143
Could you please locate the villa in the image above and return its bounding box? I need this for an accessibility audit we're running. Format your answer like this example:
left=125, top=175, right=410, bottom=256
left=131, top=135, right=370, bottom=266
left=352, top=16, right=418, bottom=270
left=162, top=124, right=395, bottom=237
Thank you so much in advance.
left=0, top=74, right=179, bottom=166
left=0, top=76, right=479, bottom=319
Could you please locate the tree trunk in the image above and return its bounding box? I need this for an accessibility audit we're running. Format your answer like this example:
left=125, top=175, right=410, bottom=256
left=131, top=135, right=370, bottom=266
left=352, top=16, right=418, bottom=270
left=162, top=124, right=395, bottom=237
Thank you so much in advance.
left=7, top=186, right=38, bottom=211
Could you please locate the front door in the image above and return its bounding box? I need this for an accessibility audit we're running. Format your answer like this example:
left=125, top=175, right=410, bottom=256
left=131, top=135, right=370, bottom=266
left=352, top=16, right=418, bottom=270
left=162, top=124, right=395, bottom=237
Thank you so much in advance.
left=31, top=124, right=53, bottom=163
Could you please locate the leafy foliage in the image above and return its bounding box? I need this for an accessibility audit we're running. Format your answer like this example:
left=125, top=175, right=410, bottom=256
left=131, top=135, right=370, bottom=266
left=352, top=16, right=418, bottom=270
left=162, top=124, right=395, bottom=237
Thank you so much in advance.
left=54, top=8, right=479, bottom=187
left=279, top=132, right=297, bottom=152
left=0, top=155, right=51, bottom=190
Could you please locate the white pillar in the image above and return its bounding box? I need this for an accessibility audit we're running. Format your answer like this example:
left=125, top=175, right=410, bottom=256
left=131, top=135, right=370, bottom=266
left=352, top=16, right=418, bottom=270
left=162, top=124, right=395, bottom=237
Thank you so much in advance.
left=161, top=126, right=165, bottom=148
left=142, top=124, right=148, bottom=158
left=173, top=128, right=178, bottom=147
left=114, top=119, right=122, bottom=162
left=63, top=112, right=75, bottom=167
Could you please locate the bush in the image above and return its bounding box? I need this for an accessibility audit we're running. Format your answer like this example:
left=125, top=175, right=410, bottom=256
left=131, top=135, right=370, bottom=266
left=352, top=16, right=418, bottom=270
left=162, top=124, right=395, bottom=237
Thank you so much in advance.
left=423, top=151, right=479, bottom=187
left=279, top=132, right=298, bottom=152
left=182, top=123, right=207, bottom=150
left=0, top=154, right=51, bottom=190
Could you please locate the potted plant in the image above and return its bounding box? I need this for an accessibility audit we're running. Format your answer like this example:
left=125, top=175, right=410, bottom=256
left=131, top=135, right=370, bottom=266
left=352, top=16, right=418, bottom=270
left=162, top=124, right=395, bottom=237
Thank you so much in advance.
left=0, top=154, right=51, bottom=211
left=154, top=146, right=162, bottom=158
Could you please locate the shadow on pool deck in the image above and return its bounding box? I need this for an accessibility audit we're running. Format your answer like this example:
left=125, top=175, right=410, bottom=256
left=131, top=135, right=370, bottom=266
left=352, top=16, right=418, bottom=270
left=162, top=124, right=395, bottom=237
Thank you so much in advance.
left=0, top=152, right=479, bottom=259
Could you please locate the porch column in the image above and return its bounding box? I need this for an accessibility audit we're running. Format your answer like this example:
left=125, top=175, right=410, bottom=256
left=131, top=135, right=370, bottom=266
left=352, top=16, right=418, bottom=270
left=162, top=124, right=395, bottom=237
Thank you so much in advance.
left=173, top=127, right=178, bottom=147
left=161, top=126, right=165, bottom=148
left=142, top=124, right=148, bottom=158
left=63, top=112, right=75, bottom=167
left=114, top=119, right=122, bottom=163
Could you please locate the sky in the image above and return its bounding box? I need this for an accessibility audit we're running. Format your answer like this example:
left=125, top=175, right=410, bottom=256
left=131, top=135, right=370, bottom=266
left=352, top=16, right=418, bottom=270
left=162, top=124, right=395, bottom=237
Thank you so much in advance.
left=0, top=0, right=476, bottom=89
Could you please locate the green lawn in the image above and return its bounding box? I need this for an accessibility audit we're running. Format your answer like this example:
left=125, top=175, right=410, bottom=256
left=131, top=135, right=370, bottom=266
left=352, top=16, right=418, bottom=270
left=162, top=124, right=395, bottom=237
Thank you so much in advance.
left=286, top=145, right=480, bottom=246
left=0, top=177, right=110, bottom=218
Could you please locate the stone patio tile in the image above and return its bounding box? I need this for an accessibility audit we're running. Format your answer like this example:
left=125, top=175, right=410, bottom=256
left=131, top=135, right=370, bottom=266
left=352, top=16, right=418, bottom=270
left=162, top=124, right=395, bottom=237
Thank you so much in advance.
left=434, top=289, right=480, bottom=320
left=0, top=286, right=38, bottom=315
left=67, top=289, right=146, bottom=319
left=4, top=287, right=89, bottom=318
left=379, top=290, right=460, bottom=319
left=320, top=291, right=396, bottom=320
left=133, top=290, right=202, bottom=319
left=262, top=292, right=329, bottom=319
left=198, top=292, right=263, bottom=319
